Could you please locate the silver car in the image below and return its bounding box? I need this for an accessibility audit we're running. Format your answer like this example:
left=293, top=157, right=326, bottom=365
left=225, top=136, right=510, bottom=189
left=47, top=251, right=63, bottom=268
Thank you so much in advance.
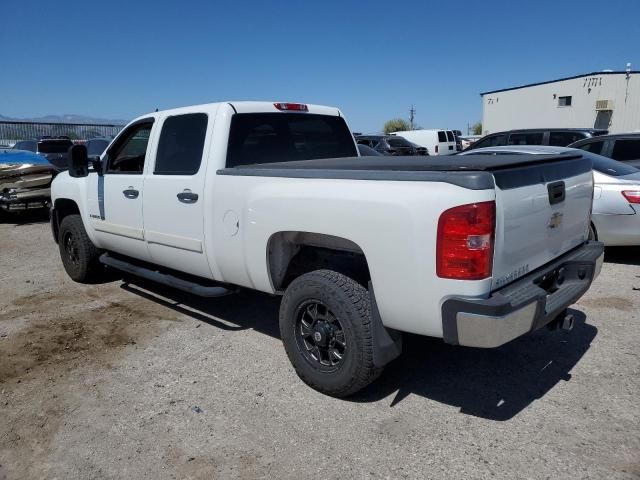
left=459, top=145, right=640, bottom=246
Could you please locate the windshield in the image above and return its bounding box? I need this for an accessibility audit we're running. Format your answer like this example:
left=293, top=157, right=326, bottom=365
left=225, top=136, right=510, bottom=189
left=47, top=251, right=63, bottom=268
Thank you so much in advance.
left=226, top=113, right=357, bottom=167
left=13, top=140, right=37, bottom=152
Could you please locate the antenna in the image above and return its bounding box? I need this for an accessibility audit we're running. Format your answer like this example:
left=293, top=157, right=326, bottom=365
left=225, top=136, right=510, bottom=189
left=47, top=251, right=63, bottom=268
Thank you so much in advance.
left=409, top=105, right=416, bottom=130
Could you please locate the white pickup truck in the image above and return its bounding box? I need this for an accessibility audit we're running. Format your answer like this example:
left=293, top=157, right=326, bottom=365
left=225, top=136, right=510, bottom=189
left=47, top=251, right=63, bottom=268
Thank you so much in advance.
left=50, top=101, right=604, bottom=396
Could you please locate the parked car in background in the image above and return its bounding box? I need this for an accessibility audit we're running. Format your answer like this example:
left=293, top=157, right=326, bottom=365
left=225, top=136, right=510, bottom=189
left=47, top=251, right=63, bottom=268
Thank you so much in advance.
left=86, top=137, right=112, bottom=158
left=407, top=140, right=429, bottom=156
left=460, top=135, right=481, bottom=149
left=12, top=139, right=38, bottom=152
left=355, top=135, right=422, bottom=155
left=452, top=129, right=463, bottom=151
left=460, top=145, right=640, bottom=246
left=465, top=128, right=608, bottom=151
left=12, top=137, right=74, bottom=168
left=569, top=133, right=640, bottom=168
left=37, top=136, right=74, bottom=169
left=356, top=143, right=382, bottom=156
left=0, top=149, right=55, bottom=214
left=390, top=129, right=457, bottom=155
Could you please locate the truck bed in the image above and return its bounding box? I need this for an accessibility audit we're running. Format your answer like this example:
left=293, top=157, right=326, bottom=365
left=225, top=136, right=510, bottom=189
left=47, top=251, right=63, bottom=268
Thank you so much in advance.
left=217, top=153, right=587, bottom=190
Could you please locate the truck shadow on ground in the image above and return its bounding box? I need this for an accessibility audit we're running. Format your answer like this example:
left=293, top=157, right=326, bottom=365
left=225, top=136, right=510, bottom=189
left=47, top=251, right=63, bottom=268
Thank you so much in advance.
left=0, top=210, right=50, bottom=226
left=120, top=280, right=595, bottom=422
left=355, top=309, right=596, bottom=421
left=604, top=246, right=640, bottom=266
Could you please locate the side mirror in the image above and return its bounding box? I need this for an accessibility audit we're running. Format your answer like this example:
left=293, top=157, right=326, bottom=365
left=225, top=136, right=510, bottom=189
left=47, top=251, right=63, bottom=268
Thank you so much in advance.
left=68, top=144, right=88, bottom=178
left=89, top=155, right=103, bottom=175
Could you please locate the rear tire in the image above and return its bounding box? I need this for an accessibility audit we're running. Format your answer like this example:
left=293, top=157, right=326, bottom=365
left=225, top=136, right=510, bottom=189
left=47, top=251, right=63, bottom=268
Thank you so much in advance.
left=58, top=214, right=105, bottom=283
left=279, top=269, right=382, bottom=397
left=588, top=224, right=597, bottom=241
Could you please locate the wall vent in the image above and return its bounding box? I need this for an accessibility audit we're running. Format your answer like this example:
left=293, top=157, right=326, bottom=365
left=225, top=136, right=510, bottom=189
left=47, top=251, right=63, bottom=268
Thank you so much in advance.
left=595, top=99, right=614, bottom=111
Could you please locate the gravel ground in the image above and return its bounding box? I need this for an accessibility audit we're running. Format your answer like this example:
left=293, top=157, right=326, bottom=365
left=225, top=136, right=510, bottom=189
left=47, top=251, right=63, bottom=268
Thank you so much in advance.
left=0, top=212, right=639, bottom=480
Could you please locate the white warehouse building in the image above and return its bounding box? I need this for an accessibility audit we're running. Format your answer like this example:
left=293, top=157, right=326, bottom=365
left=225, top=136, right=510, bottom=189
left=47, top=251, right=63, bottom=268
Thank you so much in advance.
left=480, top=69, right=640, bottom=135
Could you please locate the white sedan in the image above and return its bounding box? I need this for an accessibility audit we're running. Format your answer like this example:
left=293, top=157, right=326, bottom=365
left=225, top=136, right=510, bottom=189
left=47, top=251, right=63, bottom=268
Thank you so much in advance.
left=459, top=145, right=640, bottom=246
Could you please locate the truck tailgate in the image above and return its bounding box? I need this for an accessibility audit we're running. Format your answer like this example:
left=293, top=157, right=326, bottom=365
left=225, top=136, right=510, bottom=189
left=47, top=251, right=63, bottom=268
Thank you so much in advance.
left=491, top=156, right=593, bottom=290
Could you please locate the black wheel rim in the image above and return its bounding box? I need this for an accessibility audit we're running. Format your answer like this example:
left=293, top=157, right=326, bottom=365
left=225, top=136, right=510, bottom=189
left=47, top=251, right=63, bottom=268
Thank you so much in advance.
left=295, top=300, right=347, bottom=370
left=63, top=232, right=80, bottom=266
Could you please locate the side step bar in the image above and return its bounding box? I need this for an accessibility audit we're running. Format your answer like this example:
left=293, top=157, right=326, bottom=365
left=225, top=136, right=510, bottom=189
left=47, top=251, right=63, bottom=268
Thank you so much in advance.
left=100, top=253, right=235, bottom=298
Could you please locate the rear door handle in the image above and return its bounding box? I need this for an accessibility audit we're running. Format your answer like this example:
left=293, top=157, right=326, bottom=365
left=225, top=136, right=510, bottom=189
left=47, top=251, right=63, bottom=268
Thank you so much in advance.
left=177, top=190, right=198, bottom=204
left=123, top=188, right=139, bottom=199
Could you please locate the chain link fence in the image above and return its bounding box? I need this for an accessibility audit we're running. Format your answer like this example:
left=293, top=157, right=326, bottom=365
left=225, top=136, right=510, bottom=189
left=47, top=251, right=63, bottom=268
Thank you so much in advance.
left=0, top=121, right=125, bottom=146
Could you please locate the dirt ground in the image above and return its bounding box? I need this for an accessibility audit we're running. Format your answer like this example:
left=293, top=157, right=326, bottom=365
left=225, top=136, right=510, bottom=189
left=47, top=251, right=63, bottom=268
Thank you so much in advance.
left=0, top=212, right=639, bottom=479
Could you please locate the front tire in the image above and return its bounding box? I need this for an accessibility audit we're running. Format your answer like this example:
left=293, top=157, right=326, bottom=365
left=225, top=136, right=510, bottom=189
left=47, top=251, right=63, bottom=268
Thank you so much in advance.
left=279, top=270, right=382, bottom=397
left=58, top=214, right=104, bottom=283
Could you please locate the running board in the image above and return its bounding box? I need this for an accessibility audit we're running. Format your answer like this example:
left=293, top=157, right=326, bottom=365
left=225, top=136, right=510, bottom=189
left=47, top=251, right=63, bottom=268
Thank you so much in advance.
left=100, top=253, right=235, bottom=298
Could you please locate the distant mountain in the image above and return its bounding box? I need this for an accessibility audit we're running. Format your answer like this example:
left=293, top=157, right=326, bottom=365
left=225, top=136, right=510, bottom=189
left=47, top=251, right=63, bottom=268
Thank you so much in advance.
left=0, top=114, right=128, bottom=125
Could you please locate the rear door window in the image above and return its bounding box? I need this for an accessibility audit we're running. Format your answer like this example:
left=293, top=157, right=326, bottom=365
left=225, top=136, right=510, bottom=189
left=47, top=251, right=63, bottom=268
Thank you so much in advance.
left=226, top=113, right=357, bottom=167
left=507, top=132, right=544, bottom=146
left=577, top=140, right=604, bottom=155
left=445, top=131, right=454, bottom=142
left=611, top=139, right=640, bottom=162
left=154, top=113, right=208, bottom=175
left=437, top=131, right=447, bottom=142
left=549, top=131, right=587, bottom=147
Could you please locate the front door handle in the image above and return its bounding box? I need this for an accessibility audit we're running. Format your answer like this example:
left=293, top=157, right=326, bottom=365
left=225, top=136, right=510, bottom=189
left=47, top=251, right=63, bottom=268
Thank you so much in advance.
left=177, top=190, right=198, bottom=204
left=123, top=187, right=139, bottom=199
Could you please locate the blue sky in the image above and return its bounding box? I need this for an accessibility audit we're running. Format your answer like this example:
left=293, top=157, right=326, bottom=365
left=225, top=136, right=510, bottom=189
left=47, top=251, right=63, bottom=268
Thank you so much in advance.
left=1, top=0, right=639, bottom=133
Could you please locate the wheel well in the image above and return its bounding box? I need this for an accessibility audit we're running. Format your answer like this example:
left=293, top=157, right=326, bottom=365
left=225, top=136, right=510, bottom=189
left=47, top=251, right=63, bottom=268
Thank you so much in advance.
left=52, top=199, right=80, bottom=243
left=590, top=222, right=598, bottom=241
left=267, top=232, right=370, bottom=291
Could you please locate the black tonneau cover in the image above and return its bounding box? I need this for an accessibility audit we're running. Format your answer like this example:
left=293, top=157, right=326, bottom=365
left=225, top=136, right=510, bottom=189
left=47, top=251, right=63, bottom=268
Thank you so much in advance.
left=217, top=153, right=590, bottom=190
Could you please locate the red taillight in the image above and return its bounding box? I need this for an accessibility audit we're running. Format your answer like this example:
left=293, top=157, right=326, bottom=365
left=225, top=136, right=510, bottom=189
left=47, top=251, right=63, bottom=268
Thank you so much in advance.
left=436, top=201, right=496, bottom=280
left=622, top=190, right=640, bottom=204
left=274, top=102, right=308, bottom=112
left=435, top=145, right=439, bottom=154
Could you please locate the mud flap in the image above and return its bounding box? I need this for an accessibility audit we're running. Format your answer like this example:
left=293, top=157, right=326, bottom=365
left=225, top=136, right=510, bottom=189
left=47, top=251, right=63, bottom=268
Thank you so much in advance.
left=368, top=282, right=403, bottom=367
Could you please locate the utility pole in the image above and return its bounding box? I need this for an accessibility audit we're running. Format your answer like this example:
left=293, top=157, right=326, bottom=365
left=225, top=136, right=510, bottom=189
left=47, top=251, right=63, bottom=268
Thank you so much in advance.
left=409, top=105, right=416, bottom=130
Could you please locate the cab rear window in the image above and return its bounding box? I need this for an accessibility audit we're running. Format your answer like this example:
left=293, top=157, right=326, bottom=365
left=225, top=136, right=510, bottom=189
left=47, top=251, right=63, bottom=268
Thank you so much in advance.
left=226, top=113, right=357, bottom=167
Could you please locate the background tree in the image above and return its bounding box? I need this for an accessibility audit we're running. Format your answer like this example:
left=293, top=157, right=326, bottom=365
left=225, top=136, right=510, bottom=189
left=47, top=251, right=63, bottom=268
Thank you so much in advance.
left=383, top=118, right=410, bottom=134
left=471, top=122, right=483, bottom=135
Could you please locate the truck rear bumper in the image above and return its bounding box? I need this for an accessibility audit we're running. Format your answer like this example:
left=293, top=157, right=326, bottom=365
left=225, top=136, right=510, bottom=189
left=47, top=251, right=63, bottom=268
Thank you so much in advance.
left=442, top=241, right=604, bottom=348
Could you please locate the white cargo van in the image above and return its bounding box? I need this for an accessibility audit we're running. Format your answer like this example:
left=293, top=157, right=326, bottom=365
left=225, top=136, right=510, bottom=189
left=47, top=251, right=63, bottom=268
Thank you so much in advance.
left=392, top=129, right=457, bottom=155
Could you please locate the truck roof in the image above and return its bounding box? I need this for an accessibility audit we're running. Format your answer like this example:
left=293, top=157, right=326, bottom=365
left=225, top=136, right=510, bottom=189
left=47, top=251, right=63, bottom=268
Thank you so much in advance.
left=128, top=101, right=343, bottom=125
